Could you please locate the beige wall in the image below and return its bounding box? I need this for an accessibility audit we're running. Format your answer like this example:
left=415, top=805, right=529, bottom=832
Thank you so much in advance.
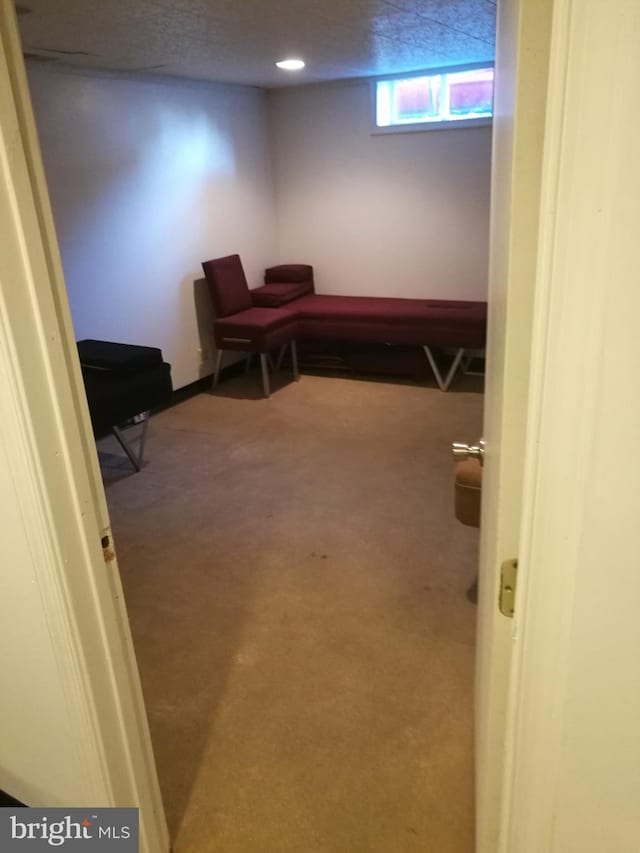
left=268, top=79, right=493, bottom=300
left=27, top=68, right=278, bottom=390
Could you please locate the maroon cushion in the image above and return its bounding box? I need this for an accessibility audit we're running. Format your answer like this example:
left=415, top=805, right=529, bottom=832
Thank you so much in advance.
left=251, top=281, right=314, bottom=307
left=214, top=307, right=297, bottom=352
left=265, top=264, right=314, bottom=285
left=292, top=295, right=487, bottom=348
left=202, top=254, right=252, bottom=318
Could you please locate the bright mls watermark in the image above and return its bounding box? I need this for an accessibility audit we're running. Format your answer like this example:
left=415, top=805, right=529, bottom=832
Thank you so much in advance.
left=0, top=808, right=138, bottom=851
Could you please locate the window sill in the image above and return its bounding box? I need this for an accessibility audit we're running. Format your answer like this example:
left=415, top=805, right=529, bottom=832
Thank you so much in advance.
left=371, top=117, right=493, bottom=136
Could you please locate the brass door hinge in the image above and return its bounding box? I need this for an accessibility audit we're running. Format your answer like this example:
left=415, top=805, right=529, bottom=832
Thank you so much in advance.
left=499, top=558, right=518, bottom=617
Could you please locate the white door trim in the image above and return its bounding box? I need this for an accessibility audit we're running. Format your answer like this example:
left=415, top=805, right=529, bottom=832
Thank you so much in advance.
left=499, top=0, right=640, bottom=847
left=0, top=3, right=168, bottom=849
left=475, top=0, right=553, bottom=848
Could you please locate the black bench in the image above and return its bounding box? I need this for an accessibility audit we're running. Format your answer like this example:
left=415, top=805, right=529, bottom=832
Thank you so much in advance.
left=77, top=339, right=172, bottom=471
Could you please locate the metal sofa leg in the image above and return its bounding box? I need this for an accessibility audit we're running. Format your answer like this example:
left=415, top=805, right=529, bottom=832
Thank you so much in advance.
left=260, top=352, right=271, bottom=397
left=291, top=339, right=299, bottom=381
left=441, top=347, right=465, bottom=391
left=423, top=346, right=465, bottom=391
left=213, top=349, right=224, bottom=388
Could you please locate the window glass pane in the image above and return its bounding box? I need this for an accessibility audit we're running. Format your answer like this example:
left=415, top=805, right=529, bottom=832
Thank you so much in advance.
left=446, top=68, right=494, bottom=118
left=375, top=66, right=493, bottom=129
left=393, top=76, right=440, bottom=123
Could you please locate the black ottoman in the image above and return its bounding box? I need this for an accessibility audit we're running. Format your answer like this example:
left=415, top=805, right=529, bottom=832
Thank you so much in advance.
left=78, top=339, right=172, bottom=471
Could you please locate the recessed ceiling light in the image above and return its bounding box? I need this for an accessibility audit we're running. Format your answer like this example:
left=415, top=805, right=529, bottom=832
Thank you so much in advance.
left=276, top=58, right=305, bottom=71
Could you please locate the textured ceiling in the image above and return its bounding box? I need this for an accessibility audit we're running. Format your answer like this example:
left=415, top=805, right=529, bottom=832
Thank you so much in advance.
left=16, top=0, right=496, bottom=89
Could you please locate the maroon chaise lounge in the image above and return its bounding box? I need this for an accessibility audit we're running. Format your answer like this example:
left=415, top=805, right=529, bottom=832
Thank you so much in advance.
left=202, top=254, right=487, bottom=396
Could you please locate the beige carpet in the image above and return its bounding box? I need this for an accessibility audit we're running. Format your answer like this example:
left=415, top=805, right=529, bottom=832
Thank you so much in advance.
left=99, top=370, right=483, bottom=853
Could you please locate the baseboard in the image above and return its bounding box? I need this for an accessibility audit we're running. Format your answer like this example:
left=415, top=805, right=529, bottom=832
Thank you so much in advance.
left=168, top=375, right=213, bottom=407
left=167, top=358, right=245, bottom=408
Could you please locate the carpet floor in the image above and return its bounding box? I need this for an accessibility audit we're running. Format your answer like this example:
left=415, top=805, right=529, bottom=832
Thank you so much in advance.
left=99, top=370, right=483, bottom=853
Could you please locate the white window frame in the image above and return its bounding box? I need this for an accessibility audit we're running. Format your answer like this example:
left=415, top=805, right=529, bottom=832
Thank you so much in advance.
left=371, top=62, right=494, bottom=135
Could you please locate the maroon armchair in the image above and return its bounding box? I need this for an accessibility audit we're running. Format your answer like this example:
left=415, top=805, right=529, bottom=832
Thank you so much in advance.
left=201, top=254, right=299, bottom=397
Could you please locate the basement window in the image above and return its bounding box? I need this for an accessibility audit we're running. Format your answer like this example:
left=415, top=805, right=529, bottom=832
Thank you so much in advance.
left=374, top=65, right=494, bottom=132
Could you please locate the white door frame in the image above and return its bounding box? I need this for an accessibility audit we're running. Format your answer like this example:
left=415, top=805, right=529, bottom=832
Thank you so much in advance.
left=475, top=0, right=553, bottom=848
left=0, top=3, right=168, bottom=850
left=499, top=0, right=640, bottom=848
